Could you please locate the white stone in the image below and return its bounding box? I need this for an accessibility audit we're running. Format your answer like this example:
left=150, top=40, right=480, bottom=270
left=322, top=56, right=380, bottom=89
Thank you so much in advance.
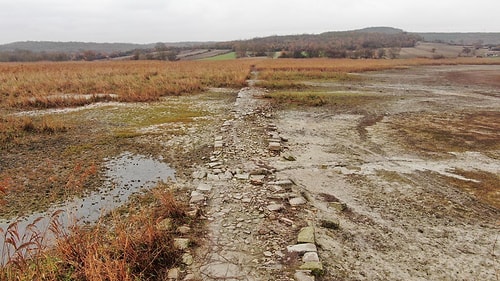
left=286, top=243, right=317, bottom=253
left=294, top=270, right=315, bottom=281
left=207, top=173, right=220, bottom=181
left=269, top=179, right=293, bottom=186
left=234, top=173, right=250, bottom=180
left=196, top=183, right=212, bottom=192
left=289, top=196, right=307, bottom=206
left=190, top=191, right=205, bottom=203
left=303, top=252, right=320, bottom=262
left=174, top=238, right=190, bottom=250
left=192, top=170, right=207, bottom=179
left=167, top=267, right=180, bottom=279
left=269, top=142, right=281, bottom=151
left=267, top=204, right=285, bottom=212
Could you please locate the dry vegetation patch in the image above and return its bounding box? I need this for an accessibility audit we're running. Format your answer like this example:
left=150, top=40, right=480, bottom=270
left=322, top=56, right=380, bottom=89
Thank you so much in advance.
left=387, top=111, right=500, bottom=155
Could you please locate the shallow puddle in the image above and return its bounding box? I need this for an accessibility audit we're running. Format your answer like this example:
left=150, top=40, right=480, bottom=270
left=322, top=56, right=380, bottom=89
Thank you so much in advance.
left=0, top=152, right=175, bottom=263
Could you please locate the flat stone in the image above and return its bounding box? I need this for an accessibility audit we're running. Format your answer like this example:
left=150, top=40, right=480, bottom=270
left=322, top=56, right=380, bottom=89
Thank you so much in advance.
left=234, top=173, right=250, bottom=180
left=190, top=191, right=205, bottom=203
left=214, top=141, right=224, bottom=149
left=173, top=238, right=190, bottom=250
left=192, top=170, right=207, bottom=179
left=294, top=270, right=315, bottom=281
left=167, top=267, right=180, bottom=279
left=297, top=226, right=315, bottom=244
left=269, top=142, right=281, bottom=151
left=182, top=253, right=194, bottom=265
left=215, top=136, right=223, bottom=141
left=300, top=262, right=324, bottom=274
left=200, top=263, right=243, bottom=279
left=206, top=173, right=220, bottom=181
left=320, top=218, right=340, bottom=230
left=196, top=183, right=212, bottom=192
left=287, top=243, right=317, bottom=253
left=177, top=226, right=191, bottom=234
left=219, top=171, right=233, bottom=180
left=263, top=251, right=273, bottom=257
left=183, top=273, right=195, bottom=280
left=208, top=161, right=223, bottom=168
left=329, top=202, right=347, bottom=211
left=267, top=204, right=285, bottom=212
left=289, top=196, right=307, bottom=206
left=269, top=179, right=294, bottom=186
left=303, top=252, right=320, bottom=263
left=156, top=218, right=172, bottom=231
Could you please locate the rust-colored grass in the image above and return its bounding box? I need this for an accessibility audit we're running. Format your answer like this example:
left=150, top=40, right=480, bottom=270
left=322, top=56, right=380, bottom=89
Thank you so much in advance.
left=389, top=111, right=500, bottom=154
left=0, top=185, right=192, bottom=280
left=0, top=60, right=256, bottom=109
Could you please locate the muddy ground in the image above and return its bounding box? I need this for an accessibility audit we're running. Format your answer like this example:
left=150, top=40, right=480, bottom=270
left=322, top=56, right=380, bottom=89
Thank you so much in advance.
left=0, top=64, right=498, bottom=280
left=270, top=65, right=499, bottom=280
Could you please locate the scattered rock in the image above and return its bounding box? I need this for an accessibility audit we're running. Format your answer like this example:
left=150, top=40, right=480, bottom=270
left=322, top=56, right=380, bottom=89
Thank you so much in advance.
left=320, top=218, right=340, bottom=230
left=294, top=270, right=315, bottom=281
left=200, top=263, right=243, bottom=279
left=297, top=226, right=315, bottom=244
left=329, top=202, right=347, bottom=211
left=303, top=252, right=320, bottom=263
left=182, top=253, right=194, bottom=265
left=267, top=204, right=285, bottom=212
left=156, top=218, right=172, bottom=231
left=263, top=251, right=273, bottom=257
left=196, top=183, right=212, bottom=192
left=174, top=238, right=190, bottom=250
left=177, top=226, right=191, bottom=234
left=269, top=179, right=294, bottom=186
left=234, top=173, right=250, bottom=180
left=167, top=267, right=180, bottom=279
left=280, top=217, right=294, bottom=226
left=269, top=142, right=281, bottom=151
left=287, top=243, right=317, bottom=253
left=299, top=262, right=324, bottom=275
left=289, top=196, right=307, bottom=206
left=283, top=154, right=296, bottom=161
left=189, top=191, right=205, bottom=204
left=192, top=170, right=207, bottom=179
left=206, top=173, right=220, bottom=181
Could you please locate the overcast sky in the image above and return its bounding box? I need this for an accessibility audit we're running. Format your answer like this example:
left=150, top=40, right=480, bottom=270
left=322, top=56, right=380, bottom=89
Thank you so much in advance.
left=0, top=0, right=499, bottom=44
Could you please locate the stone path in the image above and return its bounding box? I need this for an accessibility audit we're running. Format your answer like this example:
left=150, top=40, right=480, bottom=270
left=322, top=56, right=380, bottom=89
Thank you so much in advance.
left=182, top=77, right=324, bottom=280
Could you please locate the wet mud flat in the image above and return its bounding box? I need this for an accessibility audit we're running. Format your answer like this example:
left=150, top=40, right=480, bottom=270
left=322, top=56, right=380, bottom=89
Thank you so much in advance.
left=271, top=65, right=499, bottom=280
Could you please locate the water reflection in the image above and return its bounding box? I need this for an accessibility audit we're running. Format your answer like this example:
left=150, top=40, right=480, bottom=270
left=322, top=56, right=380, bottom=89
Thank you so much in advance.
left=0, top=152, right=175, bottom=264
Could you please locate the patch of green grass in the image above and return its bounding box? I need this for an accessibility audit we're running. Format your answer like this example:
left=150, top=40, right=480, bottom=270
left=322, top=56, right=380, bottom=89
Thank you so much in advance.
left=106, top=102, right=206, bottom=131
left=264, top=90, right=389, bottom=108
left=201, top=52, right=237, bottom=61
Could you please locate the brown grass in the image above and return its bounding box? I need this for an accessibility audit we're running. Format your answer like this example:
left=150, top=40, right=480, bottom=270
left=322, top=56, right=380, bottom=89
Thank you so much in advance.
left=0, top=184, right=192, bottom=280
left=0, top=60, right=256, bottom=109
left=447, top=169, right=500, bottom=209
left=389, top=111, right=500, bottom=154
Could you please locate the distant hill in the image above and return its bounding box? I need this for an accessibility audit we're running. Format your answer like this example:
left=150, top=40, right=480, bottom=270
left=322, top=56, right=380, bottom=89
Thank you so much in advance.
left=416, top=33, right=500, bottom=45
left=1, top=27, right=499, bottom=62
left=354, top=27, right=405, bottom=34
left=0, top=41, right=149, bottom=53
left=0, top=41, right=212, bottom=54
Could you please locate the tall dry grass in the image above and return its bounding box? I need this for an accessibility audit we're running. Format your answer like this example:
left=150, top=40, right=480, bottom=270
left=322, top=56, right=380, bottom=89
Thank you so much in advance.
left=0, top=60, right=256, bottom=109
left=0, top=185, right=191, bottom=280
